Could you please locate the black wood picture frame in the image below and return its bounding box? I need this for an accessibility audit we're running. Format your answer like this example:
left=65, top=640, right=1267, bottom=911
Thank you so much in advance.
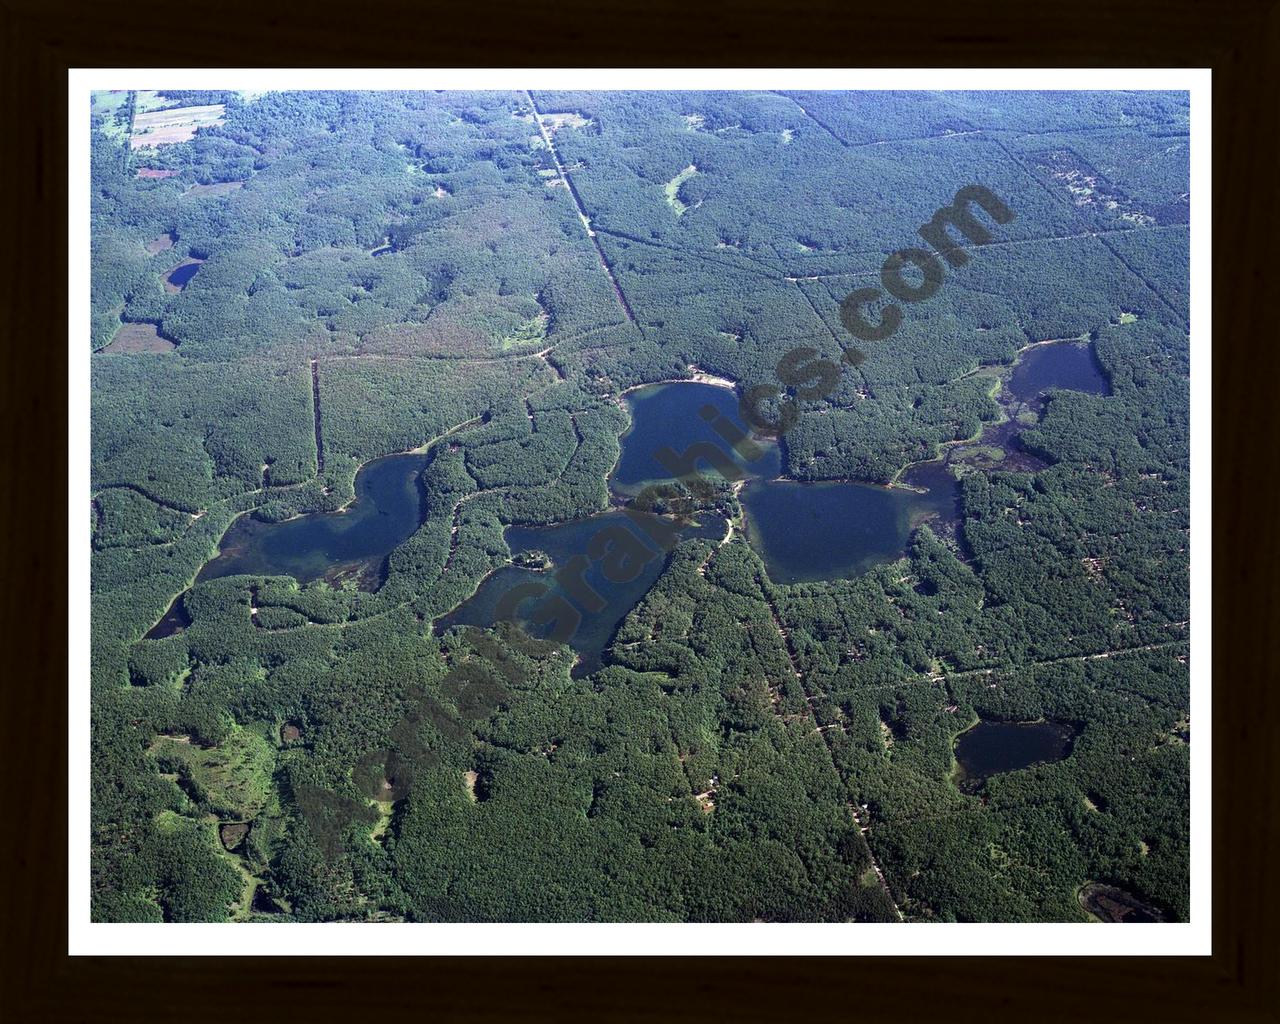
left=2, top=1, right=1275, bottom=1019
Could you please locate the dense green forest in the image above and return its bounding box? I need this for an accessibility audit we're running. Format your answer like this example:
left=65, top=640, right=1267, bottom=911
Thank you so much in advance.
left=89, top=89, right=1191, bottom=923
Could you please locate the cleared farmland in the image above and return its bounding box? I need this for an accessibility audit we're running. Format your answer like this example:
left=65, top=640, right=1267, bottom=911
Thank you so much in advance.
left=130, top=104, right=226, bottom=149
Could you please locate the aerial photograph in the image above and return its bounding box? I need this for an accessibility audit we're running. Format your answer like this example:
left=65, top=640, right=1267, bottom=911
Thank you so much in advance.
left=88, top=87, right=1191, bottom=925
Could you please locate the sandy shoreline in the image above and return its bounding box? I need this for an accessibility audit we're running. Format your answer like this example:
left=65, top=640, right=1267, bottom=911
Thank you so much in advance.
left=618, top=368, right=737, bottom=396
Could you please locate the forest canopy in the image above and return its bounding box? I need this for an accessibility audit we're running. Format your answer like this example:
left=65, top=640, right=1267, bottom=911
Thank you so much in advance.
left=89, top=88, right=1191, bottom=925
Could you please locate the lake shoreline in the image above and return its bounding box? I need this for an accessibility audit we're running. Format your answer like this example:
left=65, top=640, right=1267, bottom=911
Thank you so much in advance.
left=617, top=369, right=738, bottom=398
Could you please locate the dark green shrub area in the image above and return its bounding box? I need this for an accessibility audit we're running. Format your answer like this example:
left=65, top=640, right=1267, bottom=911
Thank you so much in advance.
left=92, top=356, right=315, bottom=510
left=91, top=89, right=623, bottom=361
left=535, top=91, right=1081, bottom=272
left=1103, top=226, right=1191, bottom=322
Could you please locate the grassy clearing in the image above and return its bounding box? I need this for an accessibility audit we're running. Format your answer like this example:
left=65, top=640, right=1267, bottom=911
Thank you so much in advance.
left=91, top=90, right=131, bottom=145
left=154, top=808, right=189, bottom=833
left=664, top=164, right=698, bottom=215
left=500, top=310, right=549, bottom=350
left=149, top=724, right=276, bottom=820
left=131, top=104, right=225, bottom=150
left=132, top=90, right=169, bottom=114
left=369, top=799, right=396, bottom=841
left=91, top=91, right=128, bottom=118
left=539, top=111, right=591, bottom=133
left=145, top=231, right=176, bottom=255
left=99, top=322, right=175, bottom=355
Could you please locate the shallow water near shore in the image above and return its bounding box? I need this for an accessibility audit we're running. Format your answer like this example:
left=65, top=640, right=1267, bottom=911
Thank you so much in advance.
left=615, top=383, right=960, bottom=584
left=197, top=453, right=430, bottom=586
left=436, top=510, right=727, bottom=677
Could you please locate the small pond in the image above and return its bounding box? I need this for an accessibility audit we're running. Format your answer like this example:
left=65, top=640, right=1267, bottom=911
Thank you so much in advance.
left=952, top=718, right=1079, bottom=793
left=165, top=260, right=203, bottom=291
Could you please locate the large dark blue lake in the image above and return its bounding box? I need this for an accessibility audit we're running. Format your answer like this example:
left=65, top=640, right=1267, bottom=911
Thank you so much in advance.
left=198, top=452, right=430, bottom=586
left=611, top=382, right=779, bottom=491
left=436, top=510, right=726, bottom=676
left=1008, top=341, right=1111, bottom=403
left=144, top=453, right=429, bottom=638
left=613, top=383, right=957, bottom=584
left=742, top=463, right=958, bottom=584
